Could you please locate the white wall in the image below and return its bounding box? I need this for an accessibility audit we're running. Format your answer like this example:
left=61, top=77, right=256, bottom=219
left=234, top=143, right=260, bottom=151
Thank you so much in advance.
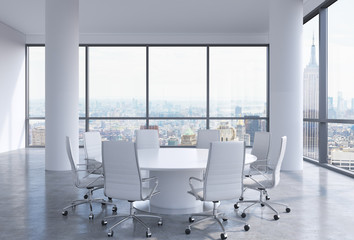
left=0, top=22, right=26, bottom=153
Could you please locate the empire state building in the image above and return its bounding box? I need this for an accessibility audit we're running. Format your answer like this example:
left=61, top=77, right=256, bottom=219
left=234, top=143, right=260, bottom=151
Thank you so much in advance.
left=303, top=35, right=319, bottom=159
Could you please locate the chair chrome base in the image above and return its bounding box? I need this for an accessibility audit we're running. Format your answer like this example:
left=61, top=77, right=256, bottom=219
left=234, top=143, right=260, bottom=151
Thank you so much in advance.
left=102, top=201, right=163, bottom=238
left=235, top=188, right=290, bottom=220
left=185, top=201, right=250, bottom=240
left=62, top=187, right=117, bottom=219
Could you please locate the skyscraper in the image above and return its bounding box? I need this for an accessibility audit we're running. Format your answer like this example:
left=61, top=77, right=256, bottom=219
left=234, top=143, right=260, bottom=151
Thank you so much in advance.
left=303, top=34, right=319, bottom=159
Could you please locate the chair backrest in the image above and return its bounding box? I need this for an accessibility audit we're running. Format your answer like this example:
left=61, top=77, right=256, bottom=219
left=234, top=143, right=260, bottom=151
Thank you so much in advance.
left=272, top=136, right=287, bottom=188
left=102, top=141, right=142, bottom=201
left=83, top=132, right=102, bottom=162
left=204, top=141, right=245, bottom=201
left=135, top=129, right=160, bottom=149
left=196, top=129, right=220, bottom=149
left=65, top=136, right=80, bottom=187
left=251, top=131, right=271, bottom=161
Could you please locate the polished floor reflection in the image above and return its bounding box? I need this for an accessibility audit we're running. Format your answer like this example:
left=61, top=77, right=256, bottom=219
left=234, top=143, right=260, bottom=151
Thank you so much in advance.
left=1, top=148, right=354, bottom=240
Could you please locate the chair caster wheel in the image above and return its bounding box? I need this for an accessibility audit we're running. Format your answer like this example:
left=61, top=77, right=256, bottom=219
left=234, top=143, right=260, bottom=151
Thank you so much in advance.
left=222, top=218, right=228, bottom=222
left=234, top=203, right=239, bottom=209
left=89, top=213, right=94, bottom=220
left=146, top=231, right=152, bottom=238
left=239, top=197, right=244, bottom=201
left=84, top=194, right=88, bottom=199
left=286, top=207, right=291, bottom=213
left=101, top=220, right=107, bottom=225
left=266, top=196, right=270, bottom=200
left=101, top=202, right=106, bottom=206
left=185, top=228, right=191, bottom=234
left=189, top=217, right=194, bottom=223
left=241, top=213, right=246, bottom=218
left=221, top=233, right=227, bottom=239
left=108, top=197, right=112, bottom=201
left=62, top=210, right=68, bottom=216
left=244, top=224, right=250, bottom=231
left=107, top=230, right=113, bottom=237
left=158, top=219, right=163, bottom=226
left=274, top=214, right=280, bottom=220
left=261, top=203, right=265, bottom=207
left=112, top=206, right=117, bottom=212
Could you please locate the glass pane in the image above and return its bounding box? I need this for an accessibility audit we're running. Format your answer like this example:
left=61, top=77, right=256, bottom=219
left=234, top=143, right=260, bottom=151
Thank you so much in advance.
left=329, top=0, right=354, bottom=119
left=303, top=121, right=319, bottom=160
left=79, top=47, right=86, bottom=117
left=209, top=119, right=267, bottom=146
left=149, top=47, right=207, bottom=117
left=303, top=16, right=319, bottom=119
left=149, top=120, right=206, bottom=146
left=209, top=47, right=267, bottom=117
left=29, top=120, right=45, bottom=146
left=89, top=120, right=146, bottom=142
left=89, top=47, right=146, bottom=117
left=328, top=123, right=354, bottom=172
left=28, top=47, right=45, bottom=117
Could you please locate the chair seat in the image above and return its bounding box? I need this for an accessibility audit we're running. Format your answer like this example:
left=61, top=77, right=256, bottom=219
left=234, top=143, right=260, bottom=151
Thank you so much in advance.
left=87, top=160, right=103, bottom=174
left=187, top=188, right=204, bottom=200
left=78, top=176, right=104, bottom=189
left=243, top=175, right=274, bottom=189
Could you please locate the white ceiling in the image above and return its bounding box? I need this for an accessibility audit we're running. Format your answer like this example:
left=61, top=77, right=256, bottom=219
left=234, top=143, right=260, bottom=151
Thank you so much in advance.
left=0, top=0, right=271, bottom=35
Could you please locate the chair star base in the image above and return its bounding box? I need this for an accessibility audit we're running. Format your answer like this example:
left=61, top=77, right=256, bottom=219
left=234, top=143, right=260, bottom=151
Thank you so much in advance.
left=102, top=201, right=163, bottom=238
left=62, top=187, right=117, bottom=219
left=185, top=201, right=250, bottom=240
left=235, top=188, right=290, bottom=220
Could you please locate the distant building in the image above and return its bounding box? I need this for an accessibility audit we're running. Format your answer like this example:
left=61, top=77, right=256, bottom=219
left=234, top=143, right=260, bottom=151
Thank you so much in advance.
left=245, top=116, right=260, bottom=144
left=32, top=126, right=45, bottom=146
left=235, top=106, right=242, bottom=117
left=244, top=133, right=251, bottom=146
left=303, top=35, right=319, bottom=159
left=167, top=136, right=179, bottom=146
left=328, top=97, right=336, bottom=118
left=217, top=121, right=236, bottom=141
left=181, top=128, right=197, bottom=146
left=330, top=149, right=354, bottom=171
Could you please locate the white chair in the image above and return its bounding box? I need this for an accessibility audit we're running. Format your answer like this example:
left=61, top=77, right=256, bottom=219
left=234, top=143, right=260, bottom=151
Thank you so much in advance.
left=249, top=131, right=271, bottom=174
left=83, top=131, right=103, bottom=175
left=61, top=137, right=116, bottom=220
left=196, top=129, right=220, bottom=149
left=101, top=141, right=163, bottom=238
left=135, top=129, right=160, bottom=149
left=240, top=131, right=271, bottom=200
left=235, top=136, right=291, bottom=221
left=136, top=129, right=159, bottom=187
left=185, top=141, right=250, bottom=240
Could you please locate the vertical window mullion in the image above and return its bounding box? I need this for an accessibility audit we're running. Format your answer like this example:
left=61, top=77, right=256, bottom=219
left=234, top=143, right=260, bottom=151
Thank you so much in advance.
left=319, top=8, right=328, bottom=164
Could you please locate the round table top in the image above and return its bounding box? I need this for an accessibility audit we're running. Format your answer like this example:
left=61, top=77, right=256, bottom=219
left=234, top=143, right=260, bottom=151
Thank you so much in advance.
left=137, top=148, right=256, bottom=171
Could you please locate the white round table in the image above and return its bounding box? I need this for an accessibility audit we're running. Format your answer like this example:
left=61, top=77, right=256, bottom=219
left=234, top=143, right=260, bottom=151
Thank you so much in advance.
left=137, top=148, right=256, bottom=214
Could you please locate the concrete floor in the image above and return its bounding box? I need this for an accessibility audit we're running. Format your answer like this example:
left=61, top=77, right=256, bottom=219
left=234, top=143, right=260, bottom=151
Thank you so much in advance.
left=1, top=148, right=354, bottom=240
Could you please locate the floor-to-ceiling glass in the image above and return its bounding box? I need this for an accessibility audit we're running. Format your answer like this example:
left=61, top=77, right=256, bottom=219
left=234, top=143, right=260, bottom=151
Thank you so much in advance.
left=328, top=0, right=354, bottom=171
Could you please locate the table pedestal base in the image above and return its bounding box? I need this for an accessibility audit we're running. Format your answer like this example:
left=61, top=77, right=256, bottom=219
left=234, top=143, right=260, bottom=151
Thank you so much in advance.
left=135, top=169, right=208, bottom=215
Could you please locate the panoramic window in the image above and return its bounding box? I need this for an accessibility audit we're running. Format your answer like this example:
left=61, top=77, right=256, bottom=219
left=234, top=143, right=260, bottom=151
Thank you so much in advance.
left=26, top=45, right=269, bottom=147
left=209, top=47, right=268, bottom=145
